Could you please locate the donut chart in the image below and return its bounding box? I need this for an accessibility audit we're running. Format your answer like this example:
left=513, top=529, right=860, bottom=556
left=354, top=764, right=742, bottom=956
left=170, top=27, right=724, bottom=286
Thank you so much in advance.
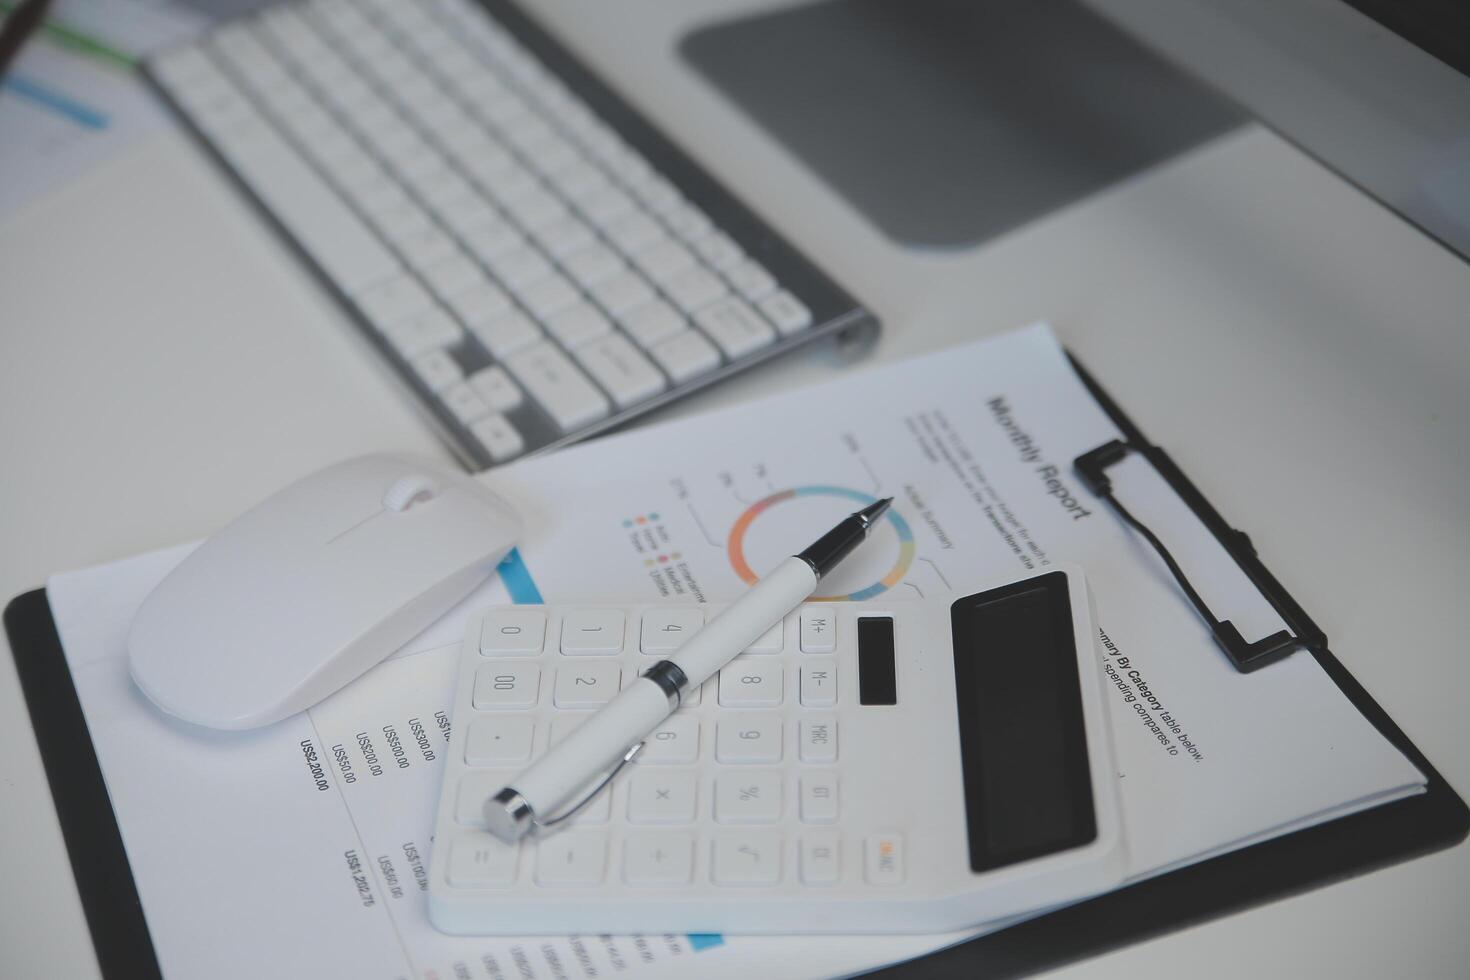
left=727, top=486, right=915, bottom=601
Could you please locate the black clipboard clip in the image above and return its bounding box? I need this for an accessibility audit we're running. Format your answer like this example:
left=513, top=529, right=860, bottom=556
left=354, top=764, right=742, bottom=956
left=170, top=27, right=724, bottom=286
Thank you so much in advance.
left=1075, top=439, right=1325, bottom=673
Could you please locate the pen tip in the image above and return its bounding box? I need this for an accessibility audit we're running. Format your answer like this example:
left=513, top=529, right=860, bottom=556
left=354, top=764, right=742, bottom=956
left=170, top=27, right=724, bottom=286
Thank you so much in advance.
left=858, top=497, right=893, bottom=522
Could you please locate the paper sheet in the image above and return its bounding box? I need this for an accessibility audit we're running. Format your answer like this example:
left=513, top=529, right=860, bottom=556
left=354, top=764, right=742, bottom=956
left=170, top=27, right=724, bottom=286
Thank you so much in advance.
left=46, top=323, right=1425, bottom=978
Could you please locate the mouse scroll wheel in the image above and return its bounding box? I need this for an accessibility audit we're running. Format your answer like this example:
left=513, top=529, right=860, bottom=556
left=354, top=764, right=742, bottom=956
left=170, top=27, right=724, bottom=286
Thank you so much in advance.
left=383, top=475, right=440, bottom=512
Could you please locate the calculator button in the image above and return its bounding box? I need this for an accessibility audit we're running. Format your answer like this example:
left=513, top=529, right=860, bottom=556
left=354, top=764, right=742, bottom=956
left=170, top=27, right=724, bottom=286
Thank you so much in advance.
left=799, top=772, right=840, bottom=823
left=799, top=660, right=838, bottom=706
left=744, top=621, right=784, bottom=654
left=712, top=832, right=782, bottom=885
left=456, top=771, right=514, bottom=826
left=640, top=607, right=703, bottom=653
left=716, top=714, right=783, bottom=763
left=535, top=831, right=607, bottom=885
left=799, top=718, right=838, bottom=763
left=448, top=834, right=519, bottom=887
left=554, top=664, right=622, bottom=707
left=627, top=769, right=698, bottom=823
left=623, top=831, right=694, bottom=884
left=465, top=715, right=534, bottom=765
left=718, top=658, right=783, bottom=707
left=560, top=609, right=624, bottom=655
left=865, top=834, right=905, bottom=885
left=800, top=608, right=837, bottom=653
left=715, top=771, right=782, bottom=823
left=551, top=715, right=586, bottom=745
left=473, top=663, right=540, bottom=709
left=800, top=834, right=840, bottom=885
left=639, top=715, right=699, bottom=763
left=480, top=610, right=546, bottom=655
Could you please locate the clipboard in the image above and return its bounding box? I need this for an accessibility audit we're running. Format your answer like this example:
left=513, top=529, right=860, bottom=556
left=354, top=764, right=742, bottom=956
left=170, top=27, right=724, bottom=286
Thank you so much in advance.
left=5, top=353, right=1466, bottom=980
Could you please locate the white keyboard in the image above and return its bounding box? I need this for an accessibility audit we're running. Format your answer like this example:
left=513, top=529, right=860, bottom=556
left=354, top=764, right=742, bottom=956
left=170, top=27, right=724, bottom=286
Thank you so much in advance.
left=428, top=568, right=1128, bottom=935
left=145, top=0, right=875, bottom=468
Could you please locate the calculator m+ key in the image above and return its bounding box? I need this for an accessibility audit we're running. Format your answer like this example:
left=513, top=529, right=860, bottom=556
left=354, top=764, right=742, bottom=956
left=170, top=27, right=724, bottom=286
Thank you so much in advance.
left=428, top=565, right=1126, bottom=934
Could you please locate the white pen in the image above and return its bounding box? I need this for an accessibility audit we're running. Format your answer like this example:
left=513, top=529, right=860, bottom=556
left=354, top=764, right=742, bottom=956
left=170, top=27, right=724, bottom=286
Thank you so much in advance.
left=483, top=497, right=893, bottom=842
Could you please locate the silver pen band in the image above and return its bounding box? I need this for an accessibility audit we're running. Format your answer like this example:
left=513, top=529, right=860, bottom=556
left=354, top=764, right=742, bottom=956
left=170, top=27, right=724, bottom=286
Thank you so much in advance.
left=485, top=786, right=535, bottom=841
left=641, top=659, right=690, bottom=709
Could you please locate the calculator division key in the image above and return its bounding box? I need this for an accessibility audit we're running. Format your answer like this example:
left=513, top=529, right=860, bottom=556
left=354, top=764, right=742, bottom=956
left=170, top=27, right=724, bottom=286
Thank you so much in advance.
left=799, top=660, right=838, bottom=706
left=627, top=769, right=699, bottom=824
left=560, top=608, right=625, bottom=655
left=535, top=831, right=608, bottom=885
left=800, top=834, right=840, bottom=885
left=716, top=713, right=783, bottom=763
left=447, top=834, right=519, bottom=887
left=554, top=663, right=622, bottom=707
left=715, top=771, right=782, bottom=823
left=640, top=607, right=704, bottom=654
left=712, top=832, right=783, bottom=885
left=638, top=715, right=699, bottom=763
left=480, top=610, right=546, bottom=656
left=718, top=658, right=783, bottom=707
left=799, top=718, right=838, bottom=764
left=799, top=608, right=837, bottom=653
left=865, top=834, right=905, bottom=885
left=465, top=715, right=535, bottom=765
left=799, top=772, right=840, bottom=823
left=472, top=663, right=540, bottom=709
left=623, top=831, right=695, bottom=885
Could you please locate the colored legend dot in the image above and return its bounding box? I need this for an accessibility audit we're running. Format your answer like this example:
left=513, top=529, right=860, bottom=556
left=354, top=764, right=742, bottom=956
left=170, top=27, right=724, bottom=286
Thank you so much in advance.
left=648, top=512, right=660, bottom=521
left=658, top=554, right=669, bottom=563
left=636, top=516, right=647, bottom=525
left=622, top=519, right=633, bottom=528
left=644, top=559, right=655, bottom=567
left=671, top=552, right=682, bottom=560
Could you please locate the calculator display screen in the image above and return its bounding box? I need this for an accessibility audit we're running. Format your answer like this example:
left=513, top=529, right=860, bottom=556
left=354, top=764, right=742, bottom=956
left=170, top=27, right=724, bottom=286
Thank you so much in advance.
left=950, top=572, right=1097, bottom=872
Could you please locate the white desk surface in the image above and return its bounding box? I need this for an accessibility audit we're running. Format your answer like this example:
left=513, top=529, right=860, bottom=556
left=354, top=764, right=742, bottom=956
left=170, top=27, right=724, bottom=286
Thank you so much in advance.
left=2, top=1, right=1468, bottom=977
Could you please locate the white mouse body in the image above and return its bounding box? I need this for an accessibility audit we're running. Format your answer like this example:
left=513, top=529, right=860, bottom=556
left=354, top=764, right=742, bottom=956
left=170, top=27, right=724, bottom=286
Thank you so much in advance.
left=129, top=455, right=521, bottom=730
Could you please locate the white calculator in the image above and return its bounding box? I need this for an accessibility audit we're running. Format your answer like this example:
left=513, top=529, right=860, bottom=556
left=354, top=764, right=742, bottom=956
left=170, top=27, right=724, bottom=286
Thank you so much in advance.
left=428, top=565, right=1126, bottom=934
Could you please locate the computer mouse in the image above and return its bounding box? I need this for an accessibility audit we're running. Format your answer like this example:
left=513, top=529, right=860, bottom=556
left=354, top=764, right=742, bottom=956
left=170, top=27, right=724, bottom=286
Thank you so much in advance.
left=128, top=454, right=522, bottom=731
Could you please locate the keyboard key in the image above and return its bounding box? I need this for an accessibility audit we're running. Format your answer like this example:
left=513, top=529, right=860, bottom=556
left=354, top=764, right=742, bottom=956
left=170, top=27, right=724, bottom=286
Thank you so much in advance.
left=639, top=715, right=699, bottom=763
left=468, top=365, right=523, bottom=411
left=561, top=243, right=625, bottom=289
left=712, top=832, right=781, bottom=885
left=356, top=274, right=434, bottom=330
left=560, top=609, right=624, bottom=655
left=662, top=265, right=728, bottom=315
left=800, top=608, right=837, bottom=653
left=505, top=342, right=610, bottom=431
left=694, top=230, right=743, bottom=270
left=486, top=246, right=553, bottom=291
left=480, top=609, right=545, bottom=654
left=533, top=214, right=596, bottom=258
left=663, top=202, right=712, bottom=243
left=640, top=607, right=703, bottom=653
left=800, top=834, right=840, bottom=885
left=446, top=280, right=513, bottom=328
left=799, top=772, right=839, bottom=824
left=635, top=238, right=695, bottom=283
left=465, top=715, right=534, bottom=765
left=469, top=414, right=524, bottom=462
left=575, top=333, right=667, bottom=408
left=694, top=296, right=776, bottom=359
left=420, top=253, right=485, bottom=298
left=442, top=381, right=490, bottom=424
left=627, top=769, right=698, bottom=824
left=545, top=302, right=612, bottom=349
left=799, top=718, right=838, bottom=763
left=619, top=299, right=686, bottom=348
left=448, top=834, right=518, bottom=886
left=715, top=771, right=781, bottom=823
left=716, top=714, right=782, bottom=763
left=800, top=661, right=838, bottom=706
left=516, top=272, right=580, bottom=319
left=467, top=309, right=541, bottom=358
left=726, top=257, right=776, bottom=301
left=719, top=658, right=783, bottom=707
left=746, top=622, right=784, bottom=654
left=865, top=834, right=904, bottom=885
left=460, top=221, right=526, bottom=264
left=411, top=349, right=463, bottom=392
left=623, top=832, right=694, bottom=885
left=385, top=308, right=464, bottom=358
left=604, top=211, right=666, bottom=254
left=554, top=663, right=621, bottom=707
left=578, top=185, right=636, bottom=226
left=590, top=270, right=656, bottom=316
left=394, top=224, right=461, bottom=271
left=649, top=330, right=720, bottom=384
left=759, top=290, right=814, bottom=335
left=535, top=832, right=607, bottom=885
left=473, top=662, right=539, bottom=709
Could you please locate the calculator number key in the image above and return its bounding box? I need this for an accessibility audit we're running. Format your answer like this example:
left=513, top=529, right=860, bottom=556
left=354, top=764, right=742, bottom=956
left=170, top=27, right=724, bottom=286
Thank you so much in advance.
left=800, top=608, right=836, bottom=653
left=640, top=607, right=703, bottom=654
left=713, top=832, right=782, bottom=885
left=554, top=663, right=622, bottom=707
left=473, top=663, right=540, bottom=709
left=799, top=772, right=839, bottom=823
left=799, top=718, right=838, bottom=763
left=800, top=660, right=838, bottom=706
left=715, top=771, right=782, bottom=823
left=716, top=713, right=783, bottom=763
left=638, top=715, right=699, bottom=763
left=718, top=658, right=783, bottom=707
left=623, top=831, right=695, bottom=884
left=560, top=609, right=624, bottom=655
left=480, top=610, right=547, bottom=656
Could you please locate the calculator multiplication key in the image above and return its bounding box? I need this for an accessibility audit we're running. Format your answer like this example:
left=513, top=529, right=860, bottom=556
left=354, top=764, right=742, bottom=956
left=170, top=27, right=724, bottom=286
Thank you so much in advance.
left=799, top=661, right=838, bottom=706
left=718, top=657, right=783, bottom=707
left=448, top=835, right=519, bottom=887
left=799, top=718, right=838, bottom=763
left=480, top=610, right=546, bottom=655
left=715, top=771, right=782, bottom=823
left=800, top=834, right=841, bottom=885
left=640, top=607, right=703, bottom=654
left=799, top=608, right=836, bottom=653
left=465, top=715, right=535, bottom=765
left=553, top=663, right=621, bottom=707
left=716, top=713, right=783, bottom=763
left=560, top=609, right=624, bottom=655
left=535, top=832, right=608, bottom=886
left=623, top=831, right=695, bottom=885
left=799, top=772, right=840, bottom=823
left=627, top=769, right=699, bottom=823
left=712, top=832, right=783, bottom=885
left=639, top=715, right=699, bottom=763
left=473, top=663, right=540, bottom=709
